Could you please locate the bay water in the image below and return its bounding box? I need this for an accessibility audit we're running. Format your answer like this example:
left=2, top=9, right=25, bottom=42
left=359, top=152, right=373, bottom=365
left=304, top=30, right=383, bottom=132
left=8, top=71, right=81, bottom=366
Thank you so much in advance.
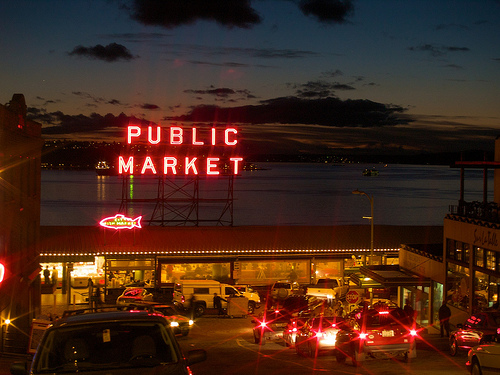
left=41, top=163, right=491, bottom=227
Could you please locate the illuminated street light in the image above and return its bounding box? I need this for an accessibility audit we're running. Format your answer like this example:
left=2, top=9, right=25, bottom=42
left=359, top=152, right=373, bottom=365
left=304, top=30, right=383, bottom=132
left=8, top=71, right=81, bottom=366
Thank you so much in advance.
left=352, top=189, right=374, bottom=266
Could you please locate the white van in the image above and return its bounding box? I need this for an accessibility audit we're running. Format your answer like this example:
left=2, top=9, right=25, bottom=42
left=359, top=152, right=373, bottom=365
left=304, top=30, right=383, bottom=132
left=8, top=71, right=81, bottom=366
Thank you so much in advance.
left=180, top=280, right=244, bottom=317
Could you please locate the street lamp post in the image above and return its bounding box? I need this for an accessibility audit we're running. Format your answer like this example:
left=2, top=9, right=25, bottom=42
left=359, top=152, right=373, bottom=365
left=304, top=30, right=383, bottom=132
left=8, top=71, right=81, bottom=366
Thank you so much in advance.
left=352, top=189, right=374, bottom=266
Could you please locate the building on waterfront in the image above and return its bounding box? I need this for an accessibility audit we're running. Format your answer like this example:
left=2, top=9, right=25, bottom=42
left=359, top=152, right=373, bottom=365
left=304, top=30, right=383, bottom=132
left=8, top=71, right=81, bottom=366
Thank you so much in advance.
left=0, top=94, right=43, bottom=353
left=443, top=137, right=500, bottom=326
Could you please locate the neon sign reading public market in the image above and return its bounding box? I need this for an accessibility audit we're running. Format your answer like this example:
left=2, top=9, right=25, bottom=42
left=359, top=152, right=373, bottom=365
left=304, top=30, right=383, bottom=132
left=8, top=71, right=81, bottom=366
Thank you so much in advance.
left=118, top=125, right=243, bottom=175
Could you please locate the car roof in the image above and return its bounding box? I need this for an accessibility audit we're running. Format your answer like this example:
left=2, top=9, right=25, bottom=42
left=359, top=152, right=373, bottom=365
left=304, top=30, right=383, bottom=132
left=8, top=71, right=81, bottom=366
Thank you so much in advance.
left=54, top=310, right=167, bottom=327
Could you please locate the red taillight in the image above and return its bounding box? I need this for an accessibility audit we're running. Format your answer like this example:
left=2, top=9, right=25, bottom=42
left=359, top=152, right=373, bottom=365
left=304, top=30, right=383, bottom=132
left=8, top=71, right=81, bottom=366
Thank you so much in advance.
left=260, top=321, right=267, bottom=328
left=292, top=327, right=297, bottom=332
left=331, top=323, right=336, bottom=328
left=359, top=332, right=368, bottom=340
left=378, top=311, right=389, bottom=315
left=409, top=329, right=418, bottom=336
left=315, top=331, right=323, bottom=338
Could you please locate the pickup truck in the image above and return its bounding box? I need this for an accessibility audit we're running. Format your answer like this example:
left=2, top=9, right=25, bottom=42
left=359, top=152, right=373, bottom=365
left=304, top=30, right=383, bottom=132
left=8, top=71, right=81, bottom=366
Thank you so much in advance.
left=306, top=278, right=349, bottom=300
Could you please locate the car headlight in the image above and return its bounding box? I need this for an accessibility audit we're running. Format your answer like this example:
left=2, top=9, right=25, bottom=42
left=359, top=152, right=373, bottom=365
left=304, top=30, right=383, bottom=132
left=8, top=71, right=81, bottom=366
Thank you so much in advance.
left=189, top=320, right=194, bottom=326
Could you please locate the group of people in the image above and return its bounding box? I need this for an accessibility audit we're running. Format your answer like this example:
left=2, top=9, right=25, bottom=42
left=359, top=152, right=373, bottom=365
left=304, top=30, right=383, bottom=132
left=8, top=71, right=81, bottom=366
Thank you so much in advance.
left=404, top=298, right=452, bottom=337
left=43, top=265, right=58, bottom=286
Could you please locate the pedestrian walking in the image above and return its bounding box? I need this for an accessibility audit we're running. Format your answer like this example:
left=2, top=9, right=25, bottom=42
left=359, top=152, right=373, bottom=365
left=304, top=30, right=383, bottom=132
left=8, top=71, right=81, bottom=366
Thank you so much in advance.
left=439, top=301, right=452, bottom=337
left=213, top=293, right=227, bottom=316
left=189, top=294, right=197, bottom=319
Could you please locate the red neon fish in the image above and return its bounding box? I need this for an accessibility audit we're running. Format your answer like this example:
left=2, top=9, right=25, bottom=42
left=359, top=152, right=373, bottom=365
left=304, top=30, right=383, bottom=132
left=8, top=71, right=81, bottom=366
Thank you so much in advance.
left=99, top=214, right=142, bottom=229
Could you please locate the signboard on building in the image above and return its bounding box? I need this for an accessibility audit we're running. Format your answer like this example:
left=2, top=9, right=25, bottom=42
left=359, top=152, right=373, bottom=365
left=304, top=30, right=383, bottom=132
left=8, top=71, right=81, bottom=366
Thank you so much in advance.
left=118, top=125, right=243, bottom=175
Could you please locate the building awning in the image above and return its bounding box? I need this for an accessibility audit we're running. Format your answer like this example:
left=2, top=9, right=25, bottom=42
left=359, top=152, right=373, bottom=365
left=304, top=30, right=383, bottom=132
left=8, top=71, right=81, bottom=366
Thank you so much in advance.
left=355, top=265, right=431, bottom=287
left=39, top=225, right=443, bottom=261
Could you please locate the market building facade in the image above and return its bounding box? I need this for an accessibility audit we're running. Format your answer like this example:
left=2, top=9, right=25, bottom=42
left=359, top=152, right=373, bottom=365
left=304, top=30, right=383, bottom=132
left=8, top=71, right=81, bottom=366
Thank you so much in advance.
left=442, top=139, right=500, bottom=326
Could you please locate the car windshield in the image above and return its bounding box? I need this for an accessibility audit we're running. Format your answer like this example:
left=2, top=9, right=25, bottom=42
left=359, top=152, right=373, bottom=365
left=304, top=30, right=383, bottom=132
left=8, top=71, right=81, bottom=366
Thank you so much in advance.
left=273, top=283, right=291, bottom=289
left=158, top=307, right=177, bottom=316
left=34, top=321, right=178, bottom=373
left=317, top=279, right=339, bottom=287
left=123, top=288, right=145, bottom=297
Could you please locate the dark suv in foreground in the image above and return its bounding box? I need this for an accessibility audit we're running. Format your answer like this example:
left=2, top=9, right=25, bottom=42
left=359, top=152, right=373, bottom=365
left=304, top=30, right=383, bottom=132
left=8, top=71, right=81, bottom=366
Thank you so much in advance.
left=349, top=305, right=418, bottom=366
left=450, top=309, right=500, bottom=356
left=11, top=309, right=206, bottom=375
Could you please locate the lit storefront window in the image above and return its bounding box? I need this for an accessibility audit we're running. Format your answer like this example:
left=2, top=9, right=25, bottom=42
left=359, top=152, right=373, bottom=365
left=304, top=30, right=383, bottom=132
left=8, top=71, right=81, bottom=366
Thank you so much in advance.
left=160, top=263, right=231, bottom=284
left=474, top=271, right=490, bottom=311
left=107, top=259, right=154, bottom=288
left=475, top=247, right=484, bottom=268
left=474, top=271, right=500, bottom=309
left=486, top=250, right=496, bottom=271
left=236, top=260, right=308, bottom=285
left=72, top=258, right=105, bottom=287
left=464, top=243, right=471, bottom=263
left=447, top=263, right=470, bottom=311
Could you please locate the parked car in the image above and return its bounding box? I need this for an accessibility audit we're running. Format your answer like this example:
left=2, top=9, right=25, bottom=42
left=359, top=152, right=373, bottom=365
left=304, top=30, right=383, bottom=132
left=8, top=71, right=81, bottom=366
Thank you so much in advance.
left=252, top=309, right=293, bottom=345
left=10, top=308, right=206, bottom=375
left=151, top=303, right=194, bottom=337
left=271, top=280, right=301, bottom=300
left=348, top=304, right=418, bottom=366
left=283, top=316, right=309, bottom=348
left=450, top=309, right=500, bottom=356
left=295, top=316, right=354, bottom=360
left=116, top=287, right=154, bottom=305
left=118, top=301, right=193, bottom=337
left=466, top=328, right=500, bottom=375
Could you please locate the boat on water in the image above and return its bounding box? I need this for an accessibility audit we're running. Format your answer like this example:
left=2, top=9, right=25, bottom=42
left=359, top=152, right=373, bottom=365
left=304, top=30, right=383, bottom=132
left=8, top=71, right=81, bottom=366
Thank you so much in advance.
left=96, top=161, right=118, bottom=176
left=362, top=168, right=379, bottom=176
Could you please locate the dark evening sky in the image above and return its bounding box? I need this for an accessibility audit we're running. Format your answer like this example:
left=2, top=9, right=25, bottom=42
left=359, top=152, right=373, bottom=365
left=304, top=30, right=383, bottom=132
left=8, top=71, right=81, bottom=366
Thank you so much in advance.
left=2, top=0, right=500, bottom=156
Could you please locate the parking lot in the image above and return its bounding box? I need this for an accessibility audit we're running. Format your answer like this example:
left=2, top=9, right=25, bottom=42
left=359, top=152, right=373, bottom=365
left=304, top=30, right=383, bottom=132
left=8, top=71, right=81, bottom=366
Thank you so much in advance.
left=179, top=316, right=470, bottom=375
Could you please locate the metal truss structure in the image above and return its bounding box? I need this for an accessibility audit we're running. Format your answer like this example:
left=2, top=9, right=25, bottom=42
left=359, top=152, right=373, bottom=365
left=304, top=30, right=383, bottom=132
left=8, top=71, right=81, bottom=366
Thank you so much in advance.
left=119, top=174, right=234, bottom=226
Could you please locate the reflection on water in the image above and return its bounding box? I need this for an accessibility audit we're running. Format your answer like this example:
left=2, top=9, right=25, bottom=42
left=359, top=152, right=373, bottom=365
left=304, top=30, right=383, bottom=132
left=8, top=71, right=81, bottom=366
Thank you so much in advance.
left=41, top=163, right=492, bottom=226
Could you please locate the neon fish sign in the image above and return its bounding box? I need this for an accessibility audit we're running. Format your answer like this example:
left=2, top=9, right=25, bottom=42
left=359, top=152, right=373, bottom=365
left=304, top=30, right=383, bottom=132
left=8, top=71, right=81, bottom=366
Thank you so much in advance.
left=99, top=214, right=142, bottom=230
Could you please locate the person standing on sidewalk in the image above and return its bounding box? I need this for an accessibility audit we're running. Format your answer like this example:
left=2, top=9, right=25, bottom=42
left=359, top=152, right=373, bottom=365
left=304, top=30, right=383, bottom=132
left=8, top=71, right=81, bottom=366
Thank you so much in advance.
left=439, top=301, right=451, bottom=337
left=213, top=293, right=227, bottom=316
left=404, top=299, right=414, bottom=321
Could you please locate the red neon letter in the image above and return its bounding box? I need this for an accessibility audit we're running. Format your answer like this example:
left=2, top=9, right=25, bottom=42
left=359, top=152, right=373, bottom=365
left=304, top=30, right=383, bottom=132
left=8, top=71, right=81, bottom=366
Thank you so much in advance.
left=211, top=128, right=216, bottom=145
left=170, top=127, right=183, bottom=145
left=225, top=128, right=237, bottom=145
left=185, top=157, right=198, bottom=175
left=207, top=157, right=220, bottom=175
left=192, top=128, right=204, bottom=145
left=141, top=156, right=157, bottom=174
left=164, top=157, right=177, bottom=174
left=128, top=126, right=141, bottom=144
left=230, top=157, right=243, bottom=174
left=119, top=156, right=134, bottom=174
left=148, top=126, right=161, bottom=144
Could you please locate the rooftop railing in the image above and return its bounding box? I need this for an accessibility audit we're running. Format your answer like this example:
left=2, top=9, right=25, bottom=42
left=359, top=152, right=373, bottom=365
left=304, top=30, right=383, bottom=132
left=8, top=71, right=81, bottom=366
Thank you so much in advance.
left=448, top=200, right=500, bottom=223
